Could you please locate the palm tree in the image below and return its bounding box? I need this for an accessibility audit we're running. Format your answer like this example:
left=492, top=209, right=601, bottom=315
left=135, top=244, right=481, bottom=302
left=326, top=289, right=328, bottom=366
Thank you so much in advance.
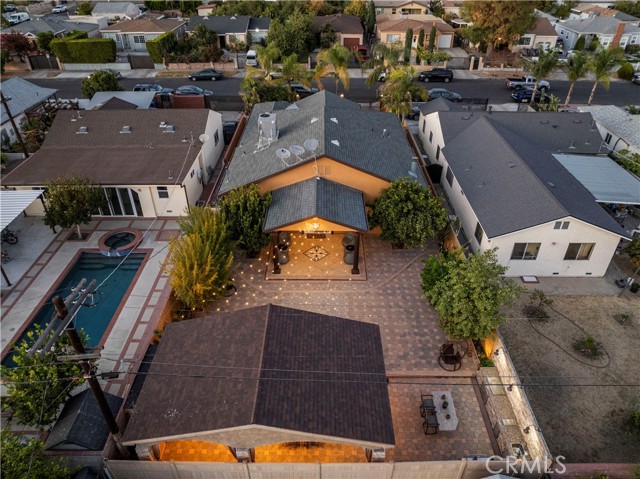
left=587, top=47, right=625, bottom=105
left=246, top=44, right=281, bottom=81
left=561, top=51, right=591, bottom=105
left=378, top=66, right=426, bottom=120
left=365, top=42, right=404, bottom=88
left=314, top=43, right=351, bottom=93
left=521, top=47, right=558, bottom=105
left=280, top=53, right=312, bottom=87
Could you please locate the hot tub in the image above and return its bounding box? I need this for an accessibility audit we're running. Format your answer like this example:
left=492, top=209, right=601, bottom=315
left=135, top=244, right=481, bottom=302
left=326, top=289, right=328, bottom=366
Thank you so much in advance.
left=98, top=228, right=142, bottom=257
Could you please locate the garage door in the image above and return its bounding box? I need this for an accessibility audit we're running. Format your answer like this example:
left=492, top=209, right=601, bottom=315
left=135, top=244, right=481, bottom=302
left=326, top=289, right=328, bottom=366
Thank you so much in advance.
left=438, top=34, right=452, bottom=49
left=343, top=37, right=360, bottom=49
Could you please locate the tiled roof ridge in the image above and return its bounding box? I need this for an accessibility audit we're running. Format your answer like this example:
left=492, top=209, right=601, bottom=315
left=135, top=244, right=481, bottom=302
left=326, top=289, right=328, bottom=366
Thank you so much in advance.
left=251, top=303, right=272, bottom=425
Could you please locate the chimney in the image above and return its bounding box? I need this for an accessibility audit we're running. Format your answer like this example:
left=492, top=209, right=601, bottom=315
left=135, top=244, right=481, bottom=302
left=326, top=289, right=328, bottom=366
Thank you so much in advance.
left=611, top=22, right=625, bottom=48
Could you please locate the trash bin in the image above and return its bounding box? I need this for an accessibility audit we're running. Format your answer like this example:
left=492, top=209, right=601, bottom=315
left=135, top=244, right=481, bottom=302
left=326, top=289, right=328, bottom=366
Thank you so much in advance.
left=277, top=244, right=289, bottom=264
left=278, top=231, right=292, bottom=247
left=342, top=232, right=356, bottom=247
left=631, top=282, right=640, bottom=293
left=469, top=54, right=478, bottom=70
left=344, top=244, right=355, bottom=265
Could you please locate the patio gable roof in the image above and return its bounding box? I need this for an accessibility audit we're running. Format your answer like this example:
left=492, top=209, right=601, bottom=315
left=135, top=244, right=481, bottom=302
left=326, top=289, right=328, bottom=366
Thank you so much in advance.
left=264, top=178, right=368, bottom=232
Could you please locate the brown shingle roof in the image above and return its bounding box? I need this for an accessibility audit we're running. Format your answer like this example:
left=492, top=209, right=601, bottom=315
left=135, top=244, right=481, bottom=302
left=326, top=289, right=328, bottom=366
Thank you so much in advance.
left=101, top=16, right=185, bottom=33
left=123, top=305, right=395, bottom=446
left=312, top=13, right=364, bottom=34
left=1, top=109, right=210, bottom=187
left=377, top=17, right=454, bottom=33
left=529, top=17, right=557, bottom=37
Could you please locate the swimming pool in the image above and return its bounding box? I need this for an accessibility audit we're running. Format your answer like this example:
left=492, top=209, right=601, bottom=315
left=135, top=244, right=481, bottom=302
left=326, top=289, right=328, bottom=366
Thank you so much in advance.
left=2, top=252, right=146, bottom=368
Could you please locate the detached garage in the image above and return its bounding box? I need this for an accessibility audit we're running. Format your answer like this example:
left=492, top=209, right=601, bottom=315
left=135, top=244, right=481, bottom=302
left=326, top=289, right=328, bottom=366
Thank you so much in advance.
left=312, top=13, right=364, bottom=49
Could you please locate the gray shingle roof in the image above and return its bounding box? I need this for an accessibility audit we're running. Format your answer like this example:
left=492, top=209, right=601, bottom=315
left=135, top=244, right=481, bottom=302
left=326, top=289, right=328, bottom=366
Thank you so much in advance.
left=443, top=116, right=626, bottom=238
left=561, top=16, right=640, bottom=34
left=187, top=15, right=251, bottom=34
left=312, top=14, right=364, bottom=34
left=0, top=77, right=58, bottom=125
left=264, top=177, right=368, bottom=232
left=123, top=304, right=394, bottom=447
left=418, top=97, right=465, bottom=115
left=45, top=389, right=123, bottom=451
left=248, top=17, right=271, bottom=31
left=92, top=2, right=137, bottom=15
left=578, top=105, right=640, bottom=151
left=220, top=90, right=418, bottom=193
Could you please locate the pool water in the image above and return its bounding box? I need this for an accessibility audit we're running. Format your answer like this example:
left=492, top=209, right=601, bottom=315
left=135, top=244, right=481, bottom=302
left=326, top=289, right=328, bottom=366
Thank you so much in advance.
left=105, top=232, right=135, bottom=249
left=2, top=252, right=146, bottom=368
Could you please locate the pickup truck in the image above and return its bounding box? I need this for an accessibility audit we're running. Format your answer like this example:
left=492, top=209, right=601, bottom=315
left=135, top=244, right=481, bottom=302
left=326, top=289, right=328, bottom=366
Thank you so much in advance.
left=505, top=75, right=550, bottom=91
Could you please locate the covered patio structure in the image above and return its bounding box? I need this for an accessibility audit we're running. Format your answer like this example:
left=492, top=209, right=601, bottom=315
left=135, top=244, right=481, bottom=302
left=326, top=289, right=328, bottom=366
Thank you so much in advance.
left=122, top=304, right=395, bottom=463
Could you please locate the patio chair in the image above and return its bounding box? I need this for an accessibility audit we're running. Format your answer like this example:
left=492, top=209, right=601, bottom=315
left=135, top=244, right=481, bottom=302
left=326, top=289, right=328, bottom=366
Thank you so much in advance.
left=420, top=393, right=435, bottom=417
left=423, top=414, right=439, bottom=435
left=438, top=341, right=468, bottom=372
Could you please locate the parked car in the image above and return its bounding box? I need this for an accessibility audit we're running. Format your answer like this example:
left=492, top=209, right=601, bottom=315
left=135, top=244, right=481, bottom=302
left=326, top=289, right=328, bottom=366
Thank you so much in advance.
left=418, top=68, right=454, bottom=83
left=632, top=72, right=640, bottom=85
left=175, top=85, right=213, bottom=96
left=378, top=71, right=387, bottom=82
left=3, top=4, right=17, bottom=12
left=51, top=4, right=67, bottom=13
left=188, top=69, right=224, bottom=81
left=505, top=75, right=550, bottom=91
left=353, top=45, right=368, bottom=62
left=406, top=106, right=421, bottom=121
left=133, top=83, right=174, bottom=94
left=223, top=120, right=238, bottom=145
left=289, top=82, right=318, bottom=100
left=7, top=12, right=29, bottom=24
left=427, top=88, right=462, bottom=102
left=511, top=88, right=551, bottom=103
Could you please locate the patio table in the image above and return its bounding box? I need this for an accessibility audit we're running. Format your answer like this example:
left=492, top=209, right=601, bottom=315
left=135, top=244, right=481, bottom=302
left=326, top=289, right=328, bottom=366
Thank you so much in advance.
left=432, top=390, right=458, bottom=431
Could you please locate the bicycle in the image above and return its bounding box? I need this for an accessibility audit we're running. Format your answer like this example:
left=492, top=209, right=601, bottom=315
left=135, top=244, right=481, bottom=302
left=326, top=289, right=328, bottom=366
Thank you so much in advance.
left=1, top=229, right=18, bottom=245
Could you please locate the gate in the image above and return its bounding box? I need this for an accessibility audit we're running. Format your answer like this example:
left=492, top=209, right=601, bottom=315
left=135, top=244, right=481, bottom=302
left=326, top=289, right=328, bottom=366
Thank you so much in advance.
left=28, top=54, right=58, bottom=70
left=128, top=54, right=154, bottom=69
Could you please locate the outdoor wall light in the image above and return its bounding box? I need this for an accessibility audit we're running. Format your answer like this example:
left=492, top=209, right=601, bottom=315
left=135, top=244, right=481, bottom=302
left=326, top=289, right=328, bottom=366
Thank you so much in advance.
left=523, top=425, right=541, bottom=434
left=493, top=348, right=501, bottom=357
left=506, top=384, right=514, bottom=391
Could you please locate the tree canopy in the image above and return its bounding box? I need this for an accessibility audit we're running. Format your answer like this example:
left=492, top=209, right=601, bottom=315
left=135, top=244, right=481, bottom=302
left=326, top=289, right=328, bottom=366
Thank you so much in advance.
left=461, top=1, right=538, bottom=52
left=81, top=69, right=123, bottom=98
left=365, top=42, right=404, bottom=87
left=587, top=47, right=625, bottom=105
left=36, top=32, right=55, bottom=53
left=315, top=43, right=351, bottom=93
left=240, top=76, right=292, bottom=108
left=378, top=66, right=427, bottom=118
left=421, top=249, right=522, bottom=339
left=1, top=429, right=76, bottom=479
left=76, top=1, right=93, bottom=15
left=43, top=176, right=105, bottom=239
left=1, top=326, right=85, bottom=430
left=266, top=10, right=315, bottom=58
left=520, top=47, right=558, bottom=103
left=561, top=50, right=591, bottom=105
left=370, top=177, right=447, bottom=248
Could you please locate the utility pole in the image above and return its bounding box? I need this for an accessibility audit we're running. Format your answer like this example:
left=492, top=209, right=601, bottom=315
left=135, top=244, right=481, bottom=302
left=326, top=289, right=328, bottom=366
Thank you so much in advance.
left=0, top=91, right=29, bottom=158
left=51, top=293, right=129, bottom=458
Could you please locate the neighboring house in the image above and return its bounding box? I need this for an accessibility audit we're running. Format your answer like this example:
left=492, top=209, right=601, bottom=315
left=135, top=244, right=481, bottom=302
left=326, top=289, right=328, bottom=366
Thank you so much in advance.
left=2, top=109, right=225, bottom=218
left=578, top=105, right=640, bottom=156
left=513, top=17, right=559, bottom=52
left=376, top=17, right=455, bottom=48
left=122, top=304, right=395, bottom=462
left=101, top=15, right=186, bottom=52
left=442, top=0, right=465, bottom=18
left=312, top=13, right=364, bottom=49
left=0, top=77, right=58, bottom=148
left=416, top=103, right=628, bottom=277
left=374, top=0, right=429, bottom=16
left=81, top=91, right=160, bottom=110
left=0, top=17, right=100, bottom=41
left=91, top=2, right=141, bottom=22
left=186, top=15, right=271, bottom=49
left=554, top=16, right=640, bottom=49
left=569, top=3, right=640, bottom=22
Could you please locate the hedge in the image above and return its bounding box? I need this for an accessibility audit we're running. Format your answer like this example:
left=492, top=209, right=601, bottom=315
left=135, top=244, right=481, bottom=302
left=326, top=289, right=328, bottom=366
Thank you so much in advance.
left=146, top=31, right=177, bottom=64
left=51, top=37, right=116, bottom=64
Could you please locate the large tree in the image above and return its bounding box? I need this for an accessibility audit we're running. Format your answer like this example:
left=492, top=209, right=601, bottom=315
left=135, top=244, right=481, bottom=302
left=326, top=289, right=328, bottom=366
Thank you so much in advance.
left=365, top=42, right=404, bottom=87
left=218, top=184, right=272, bottom=257
left=36, top=31, right=54, bottom=53
left=1, top=327, right=85, bottom=430
left=81, top=69, right=123, bottom=98
left=315, top=43, right=351, bottom=93
left=164, top=207, right=233, bottom=310
left=461, top=1, right=537, bottom=53
left=344, top=0, right=369, bottom=27
left=561, top=51, right=591, bottom=105
left=377, top=66, right=427, bottom=118
left=1, top=430, right=76, bottom=479
left=76, top=1, right=93, bottom=15
left=0, top=32, right=35, bottom=62
left=240, top=76, right=292, bottom=108
left=627, top=236, right=640, bottom=276
left=587, top=47, right=625, bottom=105
left=404, top=28, right=413, bottom=63
left=43, top=176, right=106, bottom=239
left=612, top=1, right=640, bottom=17
left=520, top=47, right=558, bottom=104
left=421, top=249, right=522, bottom=339
left=370, top=177, right=447, bottom=248
left=416, top=28, right=425, bottom=64
left=266, top=10, right=315, bottom=58
left=280, top=53, right=313, bottom=86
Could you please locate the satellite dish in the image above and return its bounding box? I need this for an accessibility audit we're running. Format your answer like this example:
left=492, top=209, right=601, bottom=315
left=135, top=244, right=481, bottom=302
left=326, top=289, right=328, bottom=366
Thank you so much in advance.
left=199, top=134, right=209, bottom=143
left=276, top=148, right=291, bottom=160
left=290, top=145, right=305, bottom=156
left=303, top=138, right=319, bottom=152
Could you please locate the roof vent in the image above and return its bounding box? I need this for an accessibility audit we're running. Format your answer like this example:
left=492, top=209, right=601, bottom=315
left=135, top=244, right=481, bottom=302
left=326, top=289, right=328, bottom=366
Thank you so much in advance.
left=573, top=119, right=582, bottom=124
left=540, top=120, right=549, bottom=124
left=311, top=117, right=319, bottom=124
left=569, top=139, right=576, bottom=149
left=508, top=162, right=516, bottom=168
left=330, top=117, right=338, bottom=124
left=76, top=126, right=88, bottom=134
left=331, top=139, right=340, bottom=147
left=159, top=121, right=167, bottom=128
left=547, top=181, right=556, bottom=188
left=120, top=125, right=131, bottom=134
left=163, top=125, right=175, bottom=133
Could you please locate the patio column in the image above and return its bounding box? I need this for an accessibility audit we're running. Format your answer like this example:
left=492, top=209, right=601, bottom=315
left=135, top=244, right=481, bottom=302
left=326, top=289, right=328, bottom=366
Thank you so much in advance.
left=365, top=447, right=385, bottom=462
left=271, top=232, right=280, bottom=274
left=351, top=232, right=361, bottom=275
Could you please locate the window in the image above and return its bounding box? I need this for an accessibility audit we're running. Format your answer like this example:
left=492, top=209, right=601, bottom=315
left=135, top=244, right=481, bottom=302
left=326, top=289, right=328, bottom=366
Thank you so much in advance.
left=375, top=7, right=384, bottom=14
left=391, top=8, right=396, bottom=14
left=386, top=34, right=400, bottom=43
left=631, top=35, right=638, bottom=44
left=133, top=35, right=146, bottom=44
left=554, top=221, right=570, bottom=229
left=560, top=30, right=564, bottom=35
left=436, top=145, right=440, bottom=160
left=445, top=166, right=454, bottom=187
left=517, top=36, right=531, bottom=46
left=511, top=243, right=541, bottom=260
left=474, top=222, right=484, bottom=244
left=422, top=120, right=425, bottom=133
left=429, top=131, right=433, bottom=143
left=214, top=130, right=220, bottom=146
left=605, top=133, right=612, bottom=144
left=157, top=186, right=169, bottom=199
left=564, top=243, right=594, bottom=260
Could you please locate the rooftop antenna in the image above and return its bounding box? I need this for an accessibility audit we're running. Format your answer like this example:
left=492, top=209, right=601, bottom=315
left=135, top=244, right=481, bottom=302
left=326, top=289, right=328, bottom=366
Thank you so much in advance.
left=303, top=138, right=321, bottom=179
left=276, top=148, right=293, bottom=167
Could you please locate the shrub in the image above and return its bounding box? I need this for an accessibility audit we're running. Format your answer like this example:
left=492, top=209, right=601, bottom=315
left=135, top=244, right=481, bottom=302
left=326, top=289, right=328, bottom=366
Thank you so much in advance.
left=588, top=37, right=599, bottom=52
left=572, top=335, right=603, bottom=359
left=617, top=62, right=635, bottom=80
left=625, top=44, right=640, bottom=54
left=146, top=31, right=177, bottom=64
left=574, top=35, right=585, bottom=51
left=51, top=37, right=116, bottom=63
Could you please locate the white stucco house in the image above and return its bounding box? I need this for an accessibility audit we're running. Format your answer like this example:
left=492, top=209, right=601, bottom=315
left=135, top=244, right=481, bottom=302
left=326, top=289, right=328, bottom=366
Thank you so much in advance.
left=416, top=100, right=629, bottom=277
left=554, top=15, right=640, bottom=49
left=577, top=105, right=640, bottom=156
left=2, top=109, right=225, bottom=218
left=513, top=17, right=559, bottom=52
left=91, top=2, right=141, bottom=22
left=100, top=15, right=186, bottom=52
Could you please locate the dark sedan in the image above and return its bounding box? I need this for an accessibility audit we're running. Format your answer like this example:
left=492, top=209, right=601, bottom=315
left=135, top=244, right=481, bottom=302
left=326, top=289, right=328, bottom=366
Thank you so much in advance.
left=175, top=85, right=213, bottom=96
left=427, top=88, right=462, bottom=102
left=188, top=69, right=224, bottom=81
left=511, top=88, right=550, bottom=103
left=418, top=68, right=454, bottom=83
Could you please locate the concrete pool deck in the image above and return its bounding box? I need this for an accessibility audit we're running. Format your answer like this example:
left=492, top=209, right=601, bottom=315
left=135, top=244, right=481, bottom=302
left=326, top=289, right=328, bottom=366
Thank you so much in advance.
left=1, top=216, right=175, bottom=401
